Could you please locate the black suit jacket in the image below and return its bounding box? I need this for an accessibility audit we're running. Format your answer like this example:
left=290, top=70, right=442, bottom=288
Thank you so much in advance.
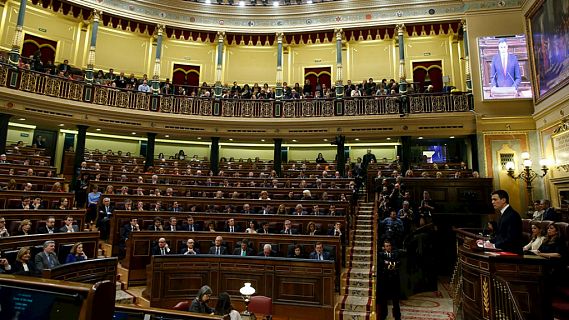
left=543, top=207, right=560, bottom=222
left=12, top=260, right=40, bottom=276
left=224, top=225, right=242, bottom=233
left=233, top=247, right=255, bottom=256
left=208, top=246, right=227, bottom=255
left=491, top=205, right=523, bottom=254
left=257, top=250, right=277, bottom=257
left=120, top=224, right=138, bottom=242
left=280, top=228, right=298, bottom=235
left=97, top=205, right=114, bottom=226
left=151, top=246, right=171, bottom=255
left=256, top=228, right=272, bottom=234
left=182, top=223, right=202, bottom=232
left=37, top=226, right=59, bottom=234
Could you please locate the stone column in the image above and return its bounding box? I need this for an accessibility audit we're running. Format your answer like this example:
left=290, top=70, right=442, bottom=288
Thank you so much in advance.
left=275, top=32, right=284, bottom=100
left=273, top=138, right=283, bottom=177
left=85, top=9, right=102, bottom=84
left=152, top=25, right=165, bottom=95
left=145, top=133, right=156, bottom=170
left=210, top=137, right=220, bottom=175
left=214, top=32, right=225, bottom=98
left=8, top=0, right=27, bottom=67
left=396, top=24, right=407, bottom=94
left=462, top=20, right=472, bottom=92
left=335, top=28, right=344, bottom=98
left=0, top=114, right=12, bottom=154
left=335, top=135, right=346, bottom=177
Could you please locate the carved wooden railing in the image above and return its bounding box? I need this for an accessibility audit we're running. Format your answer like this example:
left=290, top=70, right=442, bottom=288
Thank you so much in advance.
left=450, top=260, right=463, bottom=315
left=492, top=275, right=525, bottom=320
left=0, top=63, right=473, bottom=118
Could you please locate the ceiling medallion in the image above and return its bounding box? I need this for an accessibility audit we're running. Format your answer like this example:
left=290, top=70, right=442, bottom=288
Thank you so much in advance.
left=219, top=19, right=224, bottom=25
left=335, top=16, right=342, bottom=22
left=128, top=4, right=134, bottom=10
left=159, top=12, right=166, bottom=18
left=396, top=10, right=403, bottom=17
left=306, top=18, right=312, bottom=24
left=365, top=14, right=372, bottom=20
left=248, top=21, right=255, bottom=27
left=189, top=17, right=196, bottom=22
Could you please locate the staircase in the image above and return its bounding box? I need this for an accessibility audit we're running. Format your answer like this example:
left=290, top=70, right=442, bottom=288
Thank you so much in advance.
left=338, top=201, right=375, bottom=320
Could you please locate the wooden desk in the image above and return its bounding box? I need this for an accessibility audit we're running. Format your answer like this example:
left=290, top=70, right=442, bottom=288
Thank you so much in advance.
left=42, top=257, right=118, bottom=285
left=146, top=255, right=335, bottom=320
left=123, top=231, right=341, bottom=287
left=0, top=191, right=75, bottom=209
left=0, top=209, right=87, bottom=234
left=115, top=305, right=222, bottom=320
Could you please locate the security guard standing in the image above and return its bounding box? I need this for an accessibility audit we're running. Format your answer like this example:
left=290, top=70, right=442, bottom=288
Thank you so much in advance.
left=377, top=239, right=401, bottom=320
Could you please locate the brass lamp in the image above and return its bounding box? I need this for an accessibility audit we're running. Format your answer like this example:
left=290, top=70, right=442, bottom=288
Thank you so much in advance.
left=505, top=152, right=551, bottom=208
left=240, top=282, right=256, bottom=316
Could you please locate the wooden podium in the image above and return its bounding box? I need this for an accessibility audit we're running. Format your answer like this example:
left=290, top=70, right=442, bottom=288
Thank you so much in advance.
left=455, top=229, right=553, bottom=320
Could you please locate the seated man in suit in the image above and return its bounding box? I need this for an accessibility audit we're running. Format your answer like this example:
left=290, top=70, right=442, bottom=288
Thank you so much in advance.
left=224, top=218, right=241, bottom=233
left=96, top=197, right=114, bottom=239
left=542, top=199, right=561, bottom=222
left=31, top=196, right=44, bottom=210
left=148, top=217, right=164, bottom=231
left=0, top=252, right=11, bottom=274
left=241, top=203, right=255, bottom=214
left=209, top=236, right=228, bottom=255
left=17, top=196, right=31, bottom=210
left=309, top=242, right=331, bottom=261
left=258, top=204, right=273, bottom=215
left=120, top=218, right=140, bottom=243
left=291, top=204, right=307, bottom=215
left=180, top=238, right=200, bottom=255
left=280, top=219, right=298, bottom=235
left=151, top=237, right=171, bottom=255
left=37, top=216, right=59, bottom=234
left=183, top=216, right=201, bottom=232
left=35, top=240, right=61, bottom=270
left=60, top=215, right=79, bottom=233
left=256, top=221, right=271, bottom=234
left=170, top=201, right=184, bottom=212
left=257, top=243, right=276, bottom=258
left=233, top=238, right=255, bottom=256
left=167, top=217, right=181, bottom=231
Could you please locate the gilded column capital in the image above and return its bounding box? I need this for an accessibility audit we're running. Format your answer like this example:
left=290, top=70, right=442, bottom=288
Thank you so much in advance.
left=396, top=24, right=405, bottom=35
left=156, top=24, right=165, bottom=35
left=276, top=32, right=284, bottom=42
left=92, top=9, right=102, bottom=22
left=460, top=19, right=467, bottom=32
left=335, top=28, right=343, bottom=40
left=217, top=31, right=225, bottom=42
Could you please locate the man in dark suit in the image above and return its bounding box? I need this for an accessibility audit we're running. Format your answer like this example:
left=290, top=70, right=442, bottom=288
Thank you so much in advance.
left=148, top=217, right=164, bottom=231
left=309, top=242, right=331, bottom=260
left=483, top=190, right=523, bottom=254
left=280, top=220, right=298, bottom=235
left=256, top=221, right=271, bottom=234
left=490, top=39, right=522, bottom=89
left=233, top=239, right=255, bottom=256
left=208, top=236, right=228, bottom=255
left=170, top=201, right=184, bottom=212
left=542, top=199, right=560, bottom=222
left=58, top=59, right=70, bottom=73
left=180, top=238, right=200, bottom=255
left=120, top=218, right=140, bottom=243
left=59, top=215, right=79, bottom=233
left=16, top=196, right=31, bottom=210
left=362, top=149, right=377, bottom=169
left=183, top=216, right=201, bottom=232
left=35, top=240, right=61, bottom=270
left=151, top=237, right=171, bottom=255
left=96, top=197, right=114, bottom=239
left=257, top=244, right=276, bottom=257
left=224, top=218, right=241, bottom=233
left=166, top=217, right=182, bottom=231
left=37, top=217, right=59, bottom=234
left=377, top=239, right=401, bottom=320
left=328, top=221, right=345, bottom=243
left=241, top=204, right=255, bottom=214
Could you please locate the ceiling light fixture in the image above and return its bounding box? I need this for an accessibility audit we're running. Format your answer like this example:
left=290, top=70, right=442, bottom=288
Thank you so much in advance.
left=96, top=128, right=101, bottom=131
left=58, top=124, right=65, bottom=127
left=272, top=1, right=279, bottom=6
left=239, top=0, right=245, bottom=6
left=18, top=118, right=25, bottom=121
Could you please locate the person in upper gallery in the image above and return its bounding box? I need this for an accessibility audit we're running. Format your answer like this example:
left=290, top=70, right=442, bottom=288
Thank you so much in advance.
left=233, top=238, right=255, bottom=257
left=65, top=242, right=88, bottom=263
left=477, top=190, right=523, bottom=254
left=523, top=222, right=545, bottom=252
left=309, top=242, right=331, bottom=260
left=37, top=216, right=58, bottom=234
left=316, top=152, right=327, bottom=164
left=189, top=285, right=214, bottom=314
left=377, top=239, right=402, bottom=320
left=35, top=240, right=61, bottom=270
left=15, top=219, right=33, bottom=236
left=151, top=237, right=171, bottom=256
left=60, top=215, right=79, bottom=233
left=224, top=218, right=241, bottom=233
left=12, top=247, right=39, bottom=276
left=258, top=244, right=277, bottom=258
left=541, top=199, right=561, bottom=222
left=209, top=236, right=228, bottom=255
left=362, top=149, right=377, bottom=169
left=490, top=39, right=522, bottom=89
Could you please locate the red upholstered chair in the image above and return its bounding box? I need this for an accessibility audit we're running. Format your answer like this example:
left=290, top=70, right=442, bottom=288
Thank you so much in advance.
left=249, top=296, right=272, bottom=320
left=172, top=301, right=189, bottom=311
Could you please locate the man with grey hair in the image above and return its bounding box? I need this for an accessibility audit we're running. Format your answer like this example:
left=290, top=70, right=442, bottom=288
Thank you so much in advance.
left=97, top=197, right=114, bottom=239
left=258, top=243, right=276, bottom=257
left=35, top=240, right=60, bottom=270
left=397, top=200, right=414, bottom=235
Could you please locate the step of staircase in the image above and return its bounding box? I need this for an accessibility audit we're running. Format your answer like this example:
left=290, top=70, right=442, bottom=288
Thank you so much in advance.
left=116, top=281, right=123, bottom=290
left=115, top=290, right=135, bottom=304
left=338, top=309, right=371, bottom=320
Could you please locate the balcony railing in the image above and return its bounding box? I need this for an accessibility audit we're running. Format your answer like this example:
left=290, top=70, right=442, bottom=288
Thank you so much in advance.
left=0, top=64, right=473, bottom=118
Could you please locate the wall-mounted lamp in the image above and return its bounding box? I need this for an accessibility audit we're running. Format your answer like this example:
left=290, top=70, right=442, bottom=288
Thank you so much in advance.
left=505, top=152, right=551, bottom=208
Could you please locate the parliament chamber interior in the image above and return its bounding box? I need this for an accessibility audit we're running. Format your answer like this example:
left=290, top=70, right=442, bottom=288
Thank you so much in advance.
left=0, top=0, right=567, bottom=319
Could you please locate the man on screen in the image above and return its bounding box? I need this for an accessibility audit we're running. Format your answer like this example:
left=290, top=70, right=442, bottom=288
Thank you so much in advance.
left=490, top=39, right=522, bottom=89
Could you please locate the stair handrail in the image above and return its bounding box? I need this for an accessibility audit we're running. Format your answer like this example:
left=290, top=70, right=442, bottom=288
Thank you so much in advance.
left=370, top=192, right=379, bottom=319
left=492, top=275, right=525, bottom=320
left=450, top=260, right=462, bottom=315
